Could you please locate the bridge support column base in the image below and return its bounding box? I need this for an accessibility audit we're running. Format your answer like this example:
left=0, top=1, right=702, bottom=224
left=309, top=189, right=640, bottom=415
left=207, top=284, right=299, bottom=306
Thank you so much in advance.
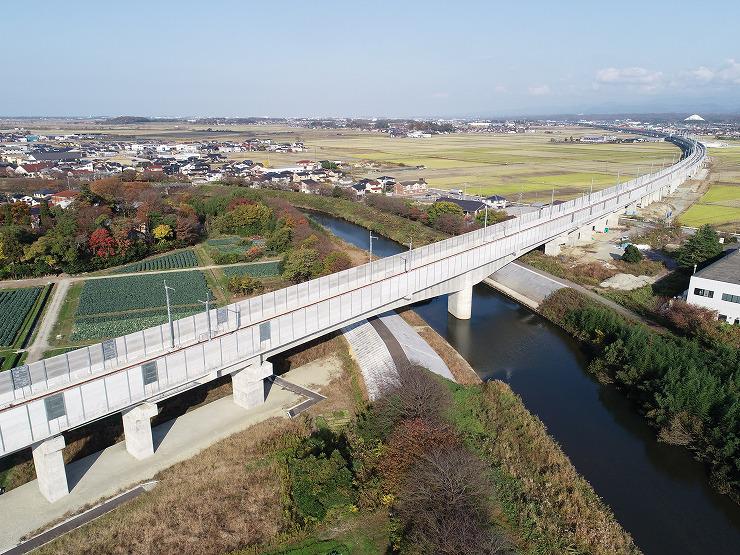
left=567, top=225, right=593, bottom=246
left=544, top=236, right=566, bottom=257
left=448, top=285, right=473, bottom=320
left=32, top=435, right=68, bottom=503
left=122, top=402, right=158, bottom=460
left=232, top=361, right=273, bottom=410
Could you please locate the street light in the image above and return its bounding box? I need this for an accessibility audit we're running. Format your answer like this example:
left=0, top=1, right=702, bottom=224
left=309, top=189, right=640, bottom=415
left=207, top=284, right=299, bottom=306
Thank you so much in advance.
left=163, top=280, right=175, bottom=348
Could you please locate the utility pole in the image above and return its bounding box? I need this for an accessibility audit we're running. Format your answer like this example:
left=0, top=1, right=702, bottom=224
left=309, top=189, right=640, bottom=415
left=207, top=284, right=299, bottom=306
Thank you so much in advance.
left=164, top=280, right=175, bottom=348
left=484, top=204, right=488, bottom=228
left=198, top=291, right=212, bottom=340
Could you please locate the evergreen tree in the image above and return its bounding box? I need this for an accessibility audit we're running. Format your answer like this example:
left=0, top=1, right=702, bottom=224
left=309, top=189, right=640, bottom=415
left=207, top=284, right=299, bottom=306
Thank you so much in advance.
left=675, top=224, right=722, bottom=269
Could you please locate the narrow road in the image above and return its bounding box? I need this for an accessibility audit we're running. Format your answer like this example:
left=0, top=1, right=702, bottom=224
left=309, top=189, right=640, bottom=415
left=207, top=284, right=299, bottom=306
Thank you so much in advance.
left=24, top=279, right=70, bottom=363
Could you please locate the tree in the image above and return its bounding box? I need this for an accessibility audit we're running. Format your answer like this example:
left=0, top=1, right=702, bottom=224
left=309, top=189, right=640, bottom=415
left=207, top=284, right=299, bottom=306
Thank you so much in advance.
left=433, top=212, right=466, bottom=235
left=675, top=224, right=722, bottom=269
left=175, top=210, right=201, bottom=245
left=427, top=201, right=463, bottom=224
left=621, top=244, right=643, bottom=264
left=283, top=247, right=323, bottom=283
left=88, top=228, right=116, bottom=258
left=266, top=225, right=292, bottom=253
left=475, top=208, right=510, bottom=226
left=323, top=251, right=352, bottom=273
left=213, top=202, right=273, bottom=236
left=153, top=224, right=173, bottom=241
left=0, top=229, right=23, bottom=264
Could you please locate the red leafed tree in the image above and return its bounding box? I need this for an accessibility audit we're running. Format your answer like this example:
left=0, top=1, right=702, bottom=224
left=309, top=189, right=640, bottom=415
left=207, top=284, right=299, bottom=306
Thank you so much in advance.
left=89, top=228, right=116, bottom=258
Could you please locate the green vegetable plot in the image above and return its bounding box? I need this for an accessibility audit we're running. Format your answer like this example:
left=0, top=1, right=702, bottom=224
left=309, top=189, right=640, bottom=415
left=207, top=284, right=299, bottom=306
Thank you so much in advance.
left=223, top=261, right=282, bottom=278
left=77, top=272, right=210, bottom=316
left=0, top=287, right=42, bottom=346
left=118, top=250, right=198, bottom=273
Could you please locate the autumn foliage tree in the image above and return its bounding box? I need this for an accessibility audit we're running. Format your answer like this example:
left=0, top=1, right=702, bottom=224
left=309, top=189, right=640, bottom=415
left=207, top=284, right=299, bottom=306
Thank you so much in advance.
left=88, top=228, right=117, bottom=257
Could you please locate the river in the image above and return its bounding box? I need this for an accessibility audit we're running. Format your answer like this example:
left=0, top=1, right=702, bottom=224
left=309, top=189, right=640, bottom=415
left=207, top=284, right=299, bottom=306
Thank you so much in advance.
left=309, top=211, right=740, bottom=555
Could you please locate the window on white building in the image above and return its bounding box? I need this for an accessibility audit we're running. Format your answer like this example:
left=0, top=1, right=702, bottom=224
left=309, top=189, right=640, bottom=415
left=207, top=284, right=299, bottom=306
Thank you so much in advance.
left=694, top=288, right=714, bottom=298
left=721, top=293, right=740, bottom=304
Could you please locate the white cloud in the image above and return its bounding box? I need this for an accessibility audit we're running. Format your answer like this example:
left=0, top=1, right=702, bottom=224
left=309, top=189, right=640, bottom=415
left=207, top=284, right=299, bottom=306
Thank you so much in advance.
left=595, top=67, right=664, bottom=90
left=431, top=92, right=449, bottom=99
left=494, top=85, right=507, bottom=93
left=528, top=84, right=550, bottom=96
left=683, top=59, right=740, bottom=85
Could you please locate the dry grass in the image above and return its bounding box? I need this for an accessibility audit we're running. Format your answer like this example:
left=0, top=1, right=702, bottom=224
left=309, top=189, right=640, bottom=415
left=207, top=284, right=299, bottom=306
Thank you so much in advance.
left=397, top=308, right=481, bottom=385
left=480, top=381, right=640, bottom=554
left=37, top=417, right=308, bottom=555
left=270, top=332, right=346, bottom=374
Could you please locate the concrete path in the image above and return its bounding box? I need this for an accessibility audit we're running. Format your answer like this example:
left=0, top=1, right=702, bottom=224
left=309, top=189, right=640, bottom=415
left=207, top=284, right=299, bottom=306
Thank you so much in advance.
left=24, top=279, right=70, bottom=363
left=0, top=356, right=341, bottom=553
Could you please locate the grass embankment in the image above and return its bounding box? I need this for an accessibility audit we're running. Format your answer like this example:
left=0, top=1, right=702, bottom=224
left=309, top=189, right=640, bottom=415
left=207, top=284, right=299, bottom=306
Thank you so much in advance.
left=540, top=288, right=740, bottom=502
left=34, top=330, right=636, bottom=554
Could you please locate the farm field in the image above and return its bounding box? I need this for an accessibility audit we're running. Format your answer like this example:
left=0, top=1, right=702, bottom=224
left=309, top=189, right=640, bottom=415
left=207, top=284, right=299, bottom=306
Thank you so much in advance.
left=680, top=141, right=740, bottom=231
left=67, top=271, right=213, bottom=342
left=116, top=250, right=198, bottom=273
left=0, top=285, right=51, bottom=370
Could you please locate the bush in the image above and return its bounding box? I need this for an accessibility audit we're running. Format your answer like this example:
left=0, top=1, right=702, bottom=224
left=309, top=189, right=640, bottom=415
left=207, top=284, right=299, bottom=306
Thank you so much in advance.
left=323, top=251, right=352, bottom=273
left=227, top=275, right=265, bottom=296
left=622, top=244, right=644, bottom=263
left=283, top=248, right=323, bottom=283
left=675, top=224, right=722, bottom=269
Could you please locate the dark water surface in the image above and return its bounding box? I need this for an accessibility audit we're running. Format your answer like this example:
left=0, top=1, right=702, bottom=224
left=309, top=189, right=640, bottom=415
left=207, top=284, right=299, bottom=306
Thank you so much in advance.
left=311, top=211, right=740, bottom=555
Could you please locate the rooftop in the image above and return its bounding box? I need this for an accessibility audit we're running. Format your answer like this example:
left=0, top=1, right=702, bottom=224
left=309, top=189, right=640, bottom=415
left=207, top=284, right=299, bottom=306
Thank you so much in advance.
left=694, top=248, right=740, bottom=286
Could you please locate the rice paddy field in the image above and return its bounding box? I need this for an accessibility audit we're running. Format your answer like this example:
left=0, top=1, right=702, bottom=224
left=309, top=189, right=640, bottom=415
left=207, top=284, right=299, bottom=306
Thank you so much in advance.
left=230, top=126, right=679, bottom=203
left=679, top=139, right=740, bottom=232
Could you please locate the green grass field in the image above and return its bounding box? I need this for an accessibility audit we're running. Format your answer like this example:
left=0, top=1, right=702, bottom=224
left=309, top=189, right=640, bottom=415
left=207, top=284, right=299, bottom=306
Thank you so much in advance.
left=680, top=141, right=740, bottom=231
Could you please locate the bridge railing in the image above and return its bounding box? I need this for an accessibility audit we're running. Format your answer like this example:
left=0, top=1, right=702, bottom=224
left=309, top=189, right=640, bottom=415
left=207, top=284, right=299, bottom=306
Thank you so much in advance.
left=0, top=136, right=704, bottom=456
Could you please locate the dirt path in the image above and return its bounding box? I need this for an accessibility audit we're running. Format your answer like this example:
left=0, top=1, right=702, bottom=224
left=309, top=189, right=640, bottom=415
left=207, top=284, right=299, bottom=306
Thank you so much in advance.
left=25, top=279, right=71, bottom=363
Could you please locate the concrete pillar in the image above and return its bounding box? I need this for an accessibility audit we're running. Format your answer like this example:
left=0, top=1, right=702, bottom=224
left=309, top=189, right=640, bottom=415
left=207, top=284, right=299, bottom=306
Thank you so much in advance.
left=448, top=285, right=473, bottom=320
left=626, top=202, right=638, bottom=215
left=32, top=435, right=68, bottom=503
left=606, top=211, right=621, bottom=229
left=122, top=402, right=158, bottom=460
left=567, top=225, right=592, bottom=246
left=232, top=360, right=273, bottom=410
left=544, top=240, right=561, bottom=256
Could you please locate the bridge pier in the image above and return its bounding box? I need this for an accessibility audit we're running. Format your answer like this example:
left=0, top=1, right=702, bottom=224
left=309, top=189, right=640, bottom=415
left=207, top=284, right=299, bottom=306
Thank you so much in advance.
left=232, top=360, right=273, bottom=409
left=567, top=225, right=593, bottom=246
left=31, top=435, right=68, bottom=503
left=122, top=402, right=159, bottom=460
left=544, top=234, right=567, bottom=256
left=448, top=284, right=473, bottom=320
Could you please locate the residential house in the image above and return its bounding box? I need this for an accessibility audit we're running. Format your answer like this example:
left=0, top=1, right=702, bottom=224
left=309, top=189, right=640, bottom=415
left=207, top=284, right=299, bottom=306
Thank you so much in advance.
left=484, top=195, right=508, bottom=209
left=394, top=179, right=428, bottom=196
left=436, top=196, right=485, bottom=217
left=49, top=190, right=80, bottom=208
left=685, top=248, right=740, bottom=324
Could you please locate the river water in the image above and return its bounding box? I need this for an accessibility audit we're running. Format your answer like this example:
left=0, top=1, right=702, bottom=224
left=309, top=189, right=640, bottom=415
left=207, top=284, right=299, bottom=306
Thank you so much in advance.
left=309, top=212, right=740, bottom=555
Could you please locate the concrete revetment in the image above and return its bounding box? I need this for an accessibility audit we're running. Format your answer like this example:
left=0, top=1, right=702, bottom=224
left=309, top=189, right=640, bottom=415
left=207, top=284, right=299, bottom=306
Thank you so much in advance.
left=31, top=435, right=68, bottom=503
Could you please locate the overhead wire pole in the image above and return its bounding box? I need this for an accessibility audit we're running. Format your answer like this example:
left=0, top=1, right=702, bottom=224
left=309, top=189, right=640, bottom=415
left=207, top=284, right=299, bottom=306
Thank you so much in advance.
left=198, top=291, right=212, bottom=340
left=369, top=231, right=378, bottom=275
left=164, top=280, right=175, bottom=348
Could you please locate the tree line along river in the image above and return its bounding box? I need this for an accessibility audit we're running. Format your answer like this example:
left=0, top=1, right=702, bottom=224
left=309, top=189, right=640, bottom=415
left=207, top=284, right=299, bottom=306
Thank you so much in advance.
left=307, top=211, right=740, bottom=555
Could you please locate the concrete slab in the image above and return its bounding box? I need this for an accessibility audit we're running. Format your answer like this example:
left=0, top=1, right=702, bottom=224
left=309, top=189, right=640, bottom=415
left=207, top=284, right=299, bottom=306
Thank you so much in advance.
left=0, top=358, right=341, bottom=553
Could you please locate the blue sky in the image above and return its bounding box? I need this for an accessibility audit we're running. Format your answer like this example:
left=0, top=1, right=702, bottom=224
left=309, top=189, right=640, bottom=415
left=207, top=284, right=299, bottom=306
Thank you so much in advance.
left=4, top=1, right=739, bottom=117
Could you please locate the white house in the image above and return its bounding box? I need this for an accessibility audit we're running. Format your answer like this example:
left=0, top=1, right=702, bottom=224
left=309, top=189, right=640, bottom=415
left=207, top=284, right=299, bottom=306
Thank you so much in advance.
left=484, top=195, right=508, bottom=209
left=686, top=248, right=740, bottom=324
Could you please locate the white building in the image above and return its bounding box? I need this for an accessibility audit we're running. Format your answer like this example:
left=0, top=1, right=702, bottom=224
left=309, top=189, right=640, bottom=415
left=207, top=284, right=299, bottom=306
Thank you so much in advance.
left=686, top=248, right=740, bottom=324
